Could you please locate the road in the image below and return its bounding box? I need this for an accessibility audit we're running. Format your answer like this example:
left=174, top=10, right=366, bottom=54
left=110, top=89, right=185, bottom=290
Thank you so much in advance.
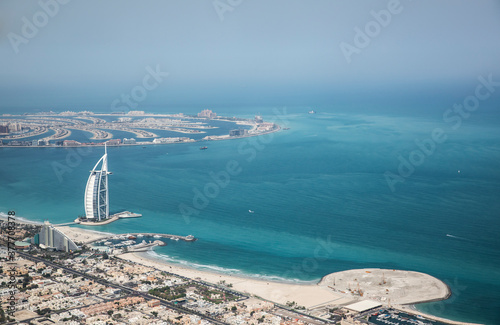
left=16, top=251, right=228, bottom=325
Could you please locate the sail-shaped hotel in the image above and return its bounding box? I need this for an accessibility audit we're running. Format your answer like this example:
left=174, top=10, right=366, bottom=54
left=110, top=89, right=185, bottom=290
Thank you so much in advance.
left=84, top=145, right=111, bottom=221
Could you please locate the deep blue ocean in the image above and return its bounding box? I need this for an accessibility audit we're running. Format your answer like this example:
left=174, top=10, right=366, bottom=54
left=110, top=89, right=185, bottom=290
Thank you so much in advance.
left=1, top=106, right=499, bottom=324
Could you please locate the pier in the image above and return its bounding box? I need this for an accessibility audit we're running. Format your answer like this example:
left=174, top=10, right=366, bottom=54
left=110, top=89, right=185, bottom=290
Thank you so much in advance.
left=87, top=232, right=196, bottom=245
left=130, top=233, right=196, bottom=242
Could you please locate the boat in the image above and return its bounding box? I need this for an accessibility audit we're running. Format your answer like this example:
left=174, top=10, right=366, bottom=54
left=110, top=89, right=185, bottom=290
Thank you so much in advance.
left=128, top=235, right=137, bottom=240
left=155, top=240, right=167, bottom=246
left=104, top=241, right=112, bottom=245
left=308, top=110, right=316, bottom=114
left=200, top=146, right=208, bottom=150
left=185, top=235, right=195, bottom=241
left=248, top=210, right=254, bottom=213
left=127, top=240, right=157, bottom=252
left=137, top=234, right=144, bottom=238
left=153, top=235, right=162, bottom=238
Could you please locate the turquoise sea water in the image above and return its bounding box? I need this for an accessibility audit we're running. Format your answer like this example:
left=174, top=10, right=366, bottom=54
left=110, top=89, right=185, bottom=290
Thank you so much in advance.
left=1, top=107, right=499, bottom=324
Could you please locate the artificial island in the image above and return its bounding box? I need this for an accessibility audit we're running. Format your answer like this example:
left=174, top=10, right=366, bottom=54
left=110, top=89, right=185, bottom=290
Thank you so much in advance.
left=0, top=109, right=279, bottom=147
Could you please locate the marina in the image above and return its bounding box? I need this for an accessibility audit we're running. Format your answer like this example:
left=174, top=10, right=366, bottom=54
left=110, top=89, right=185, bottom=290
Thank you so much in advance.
left=88, top=232, right=196, bottom=245
left=89, top=232, right=196, bottom=253
left=367, top=309, right=451, bottom=325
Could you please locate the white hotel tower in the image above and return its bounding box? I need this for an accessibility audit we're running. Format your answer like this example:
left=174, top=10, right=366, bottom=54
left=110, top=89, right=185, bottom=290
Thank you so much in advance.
left=84, top=144, right=111, bottom=221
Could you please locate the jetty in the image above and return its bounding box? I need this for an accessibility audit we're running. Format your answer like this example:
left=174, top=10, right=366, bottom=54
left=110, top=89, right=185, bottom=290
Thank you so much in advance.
left=87, top=232, right=196, bottom=245
left=130, top=233, right=196, bottom=242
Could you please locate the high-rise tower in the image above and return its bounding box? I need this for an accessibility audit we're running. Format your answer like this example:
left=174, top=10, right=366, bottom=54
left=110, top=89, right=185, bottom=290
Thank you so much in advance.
left=84, top=144, right=111, bottom=221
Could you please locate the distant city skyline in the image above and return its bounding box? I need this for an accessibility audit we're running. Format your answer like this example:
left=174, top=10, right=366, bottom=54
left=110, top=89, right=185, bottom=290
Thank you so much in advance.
left=1, top=0, right=499, bottom=111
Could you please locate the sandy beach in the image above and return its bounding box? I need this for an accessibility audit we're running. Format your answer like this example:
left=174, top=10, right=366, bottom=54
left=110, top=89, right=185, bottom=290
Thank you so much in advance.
left=118, top=252, right=353, bottom=309
left=55, top=226, right=452, bottom=309
left=116, top=253, right=481, bottom=325
left=0, top=214, right=43, bottom=225
left=55, top=226, right=112, bottom=244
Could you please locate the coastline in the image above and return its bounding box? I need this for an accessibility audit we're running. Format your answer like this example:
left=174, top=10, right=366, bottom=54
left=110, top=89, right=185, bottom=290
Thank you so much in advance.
left=0, top=213, right=44, bottom=225
left=116, top=251, right=353, bottom=309
left=397, top=304, right=482, bottom=325
left=32, top=224, right=350, bottom=308
left=116, top=252, right=481, bottom=325
left=2, top=220, right=483, bottom=324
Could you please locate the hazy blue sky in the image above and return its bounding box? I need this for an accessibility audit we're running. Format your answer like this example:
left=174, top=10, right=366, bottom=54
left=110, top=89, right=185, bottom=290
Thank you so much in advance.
left=1, top=0, right=499, bottom=111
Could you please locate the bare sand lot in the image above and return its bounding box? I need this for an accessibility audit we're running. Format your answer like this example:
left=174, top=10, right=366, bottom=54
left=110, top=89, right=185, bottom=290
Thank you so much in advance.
left=319, top=268, right=450, bottom=305
left=55, top=226, right=111, bottom=244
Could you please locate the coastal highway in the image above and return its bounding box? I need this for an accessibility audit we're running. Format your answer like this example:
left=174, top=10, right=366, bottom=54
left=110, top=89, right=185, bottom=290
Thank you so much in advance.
left=15, top=251, right=229, bottom=325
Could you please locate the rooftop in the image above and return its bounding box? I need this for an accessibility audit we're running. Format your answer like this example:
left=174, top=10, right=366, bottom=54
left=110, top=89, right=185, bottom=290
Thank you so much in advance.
left=344, top=300, right=382, bottom=313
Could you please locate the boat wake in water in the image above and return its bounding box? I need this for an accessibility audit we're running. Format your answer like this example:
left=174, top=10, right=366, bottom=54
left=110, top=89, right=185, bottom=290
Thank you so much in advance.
left=446, top=234, right=472, bottom=242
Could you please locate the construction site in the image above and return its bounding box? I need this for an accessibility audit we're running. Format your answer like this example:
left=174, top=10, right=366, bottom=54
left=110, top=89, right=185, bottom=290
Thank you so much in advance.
left=318, top=268, right=450, bottom=305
